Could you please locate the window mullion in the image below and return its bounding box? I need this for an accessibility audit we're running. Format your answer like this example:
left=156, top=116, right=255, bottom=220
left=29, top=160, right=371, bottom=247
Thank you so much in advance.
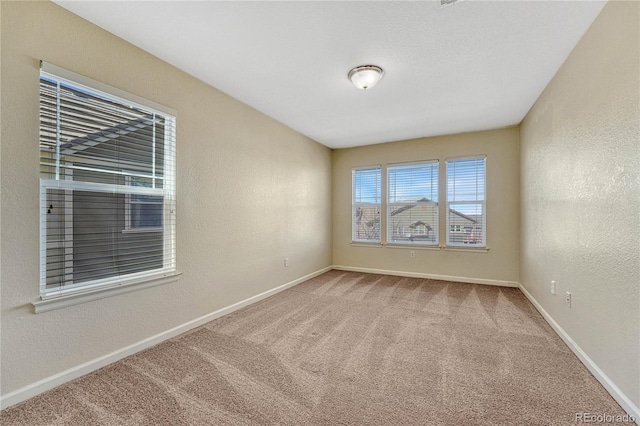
left=55, top=81, right=61, bottom=181
left=152, top=113, right=156, bottom=189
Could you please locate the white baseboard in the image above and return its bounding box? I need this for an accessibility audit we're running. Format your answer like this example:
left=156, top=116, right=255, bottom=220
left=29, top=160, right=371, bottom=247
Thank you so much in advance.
left=519, top=284, right=640, bottom=425
left=332, top=265, right=519, bottom=288
left=0, top=266, right=332, bottom=410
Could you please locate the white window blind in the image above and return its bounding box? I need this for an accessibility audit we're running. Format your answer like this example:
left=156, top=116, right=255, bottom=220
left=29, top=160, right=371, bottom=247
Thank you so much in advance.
left=39, top=64, right=177, bottom=298
left=446, top=157, right=486, bottom=247
left=352, top=167, right=381, bottom=243
left=387, top=161, right=439, bottom=246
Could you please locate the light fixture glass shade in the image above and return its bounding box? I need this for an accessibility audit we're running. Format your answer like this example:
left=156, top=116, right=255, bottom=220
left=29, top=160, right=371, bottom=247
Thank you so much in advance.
left=348, top=65, right=384, bottom=90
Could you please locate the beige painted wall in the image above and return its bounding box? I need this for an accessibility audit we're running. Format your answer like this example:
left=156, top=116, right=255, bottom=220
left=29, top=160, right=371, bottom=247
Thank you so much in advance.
left=0, top=1, right=331, bottom=396
left=332, top=127, right=520, bottom=283
left=520, top=0, right=639, bottom=408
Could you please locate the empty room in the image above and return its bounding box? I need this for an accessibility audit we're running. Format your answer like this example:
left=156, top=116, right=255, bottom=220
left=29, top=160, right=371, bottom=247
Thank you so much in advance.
left=1, top=0, right=638, bottom=425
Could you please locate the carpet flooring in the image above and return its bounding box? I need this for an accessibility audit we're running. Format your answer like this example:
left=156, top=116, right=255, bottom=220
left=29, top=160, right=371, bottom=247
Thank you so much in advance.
left=1, top=270, right=628, bottom=425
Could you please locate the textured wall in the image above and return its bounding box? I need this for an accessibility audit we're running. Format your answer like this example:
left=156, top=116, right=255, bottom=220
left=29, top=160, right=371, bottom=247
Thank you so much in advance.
left=0, top=1, right=331, bottom=395
left=520, top=0, right=639, bottom=408
left=332, top=128, right=520, bottom=283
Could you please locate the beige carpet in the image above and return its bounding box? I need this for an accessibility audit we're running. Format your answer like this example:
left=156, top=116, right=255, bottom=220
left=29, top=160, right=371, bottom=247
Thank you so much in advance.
left=1, top=271, right=628, bottom=425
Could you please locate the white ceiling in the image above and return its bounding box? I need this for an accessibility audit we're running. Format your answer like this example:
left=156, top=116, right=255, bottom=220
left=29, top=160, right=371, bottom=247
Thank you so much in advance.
left=54, top=0, right=606, bottom=149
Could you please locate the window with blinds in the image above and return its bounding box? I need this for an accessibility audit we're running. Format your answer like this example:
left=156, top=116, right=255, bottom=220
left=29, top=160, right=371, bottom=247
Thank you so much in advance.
left=387, top=161, right=439, bottom=246
left=352, top=167, right=381, bottom=243
left=39, top=63, right=177, bottom=298
left=446, top=156, right=486, bottom=247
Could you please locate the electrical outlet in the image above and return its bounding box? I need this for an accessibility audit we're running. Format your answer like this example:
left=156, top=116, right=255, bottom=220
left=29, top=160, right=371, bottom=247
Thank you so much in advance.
left=284, top=258, right=289, bottom=267
left=410, top=251, right=416, bottom=259
left=550, top=280, right=556, bottom=295
left=565, top=291, right=571, bottom=308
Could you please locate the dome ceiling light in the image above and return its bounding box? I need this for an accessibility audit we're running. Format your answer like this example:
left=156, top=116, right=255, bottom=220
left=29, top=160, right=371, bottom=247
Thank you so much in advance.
left=348, top=65, right=384, bottom=91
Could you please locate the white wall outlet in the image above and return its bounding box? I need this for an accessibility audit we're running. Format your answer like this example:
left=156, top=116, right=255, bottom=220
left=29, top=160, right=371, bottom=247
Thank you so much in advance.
left=284, top=258, right=289, bottom=267
left=550, top=280, right=556, bottom=295
left=410, top=250, right=416, bottom=259
left=565, top=291, right=571, bottom=308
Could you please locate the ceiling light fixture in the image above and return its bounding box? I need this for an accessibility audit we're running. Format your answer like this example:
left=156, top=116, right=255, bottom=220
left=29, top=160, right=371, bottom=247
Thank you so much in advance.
left=348, top=65, right=384, bottom=91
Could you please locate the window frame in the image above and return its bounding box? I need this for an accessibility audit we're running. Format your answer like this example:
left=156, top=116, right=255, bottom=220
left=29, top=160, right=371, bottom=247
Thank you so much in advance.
left=351, top=166, right=382, bottom=244
left=445, top=155, right=486, bottom=248
left=386, top=160, right=439, bottom=247
left=38, top=62, right=178, bottom=302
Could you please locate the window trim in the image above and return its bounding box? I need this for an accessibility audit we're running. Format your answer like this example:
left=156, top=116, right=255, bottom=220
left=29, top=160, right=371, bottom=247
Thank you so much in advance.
left=386, top=159, right=439, bottom=247
left=445, top=155, right=487, bottom=248
left=40, top=61, right=176, bottom=117
left=351, top=165, right=382, bottom=244
left=349, top=156, right=488, bottom=252
left=33, top=271, right=182, bottom=314
left=38, top=62, right=177, bottom=302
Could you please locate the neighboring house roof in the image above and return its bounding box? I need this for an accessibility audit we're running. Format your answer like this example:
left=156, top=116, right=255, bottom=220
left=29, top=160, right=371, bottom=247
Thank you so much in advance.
left=391, top=197, right=477, bottom=223
left=59, top=116, right=154, bottom=157
left=389, top=197, right=434, bottom=217
left=447, top=209, right=477, bottom=224
left=362, top=197, right=476, bottom=227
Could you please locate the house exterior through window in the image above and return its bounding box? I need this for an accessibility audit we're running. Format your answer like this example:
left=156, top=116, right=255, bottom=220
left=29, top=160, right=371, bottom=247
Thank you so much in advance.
left=39, top=63, right=176, bottom=298
left=352, top=167, right=381, bottom=243
left=351, top=156, right=487, bottom=249
left=387, top=161, right=439, bottom=246
left=446, top=156, right=486, bottom=247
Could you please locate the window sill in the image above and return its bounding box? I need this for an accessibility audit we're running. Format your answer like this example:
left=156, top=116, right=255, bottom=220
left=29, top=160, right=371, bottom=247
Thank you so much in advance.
left=385, top=244, right=441, bottom=251
left=444, top=246, right=489, bottom=253
left=350, top=242, right=383, bottom=248
left=32, top=271, right=182, bottom=314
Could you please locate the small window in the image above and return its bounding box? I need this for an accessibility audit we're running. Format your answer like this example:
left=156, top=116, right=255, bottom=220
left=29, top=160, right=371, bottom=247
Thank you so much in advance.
left=446, top=157, right=486, bottom=247
left=125, top=177, right=163, bottom=231
left=39, top=63, right=177, bottom=298
left=387, top=161, right=439, bottom=246
left=352, top=167, right=381, bottom=243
